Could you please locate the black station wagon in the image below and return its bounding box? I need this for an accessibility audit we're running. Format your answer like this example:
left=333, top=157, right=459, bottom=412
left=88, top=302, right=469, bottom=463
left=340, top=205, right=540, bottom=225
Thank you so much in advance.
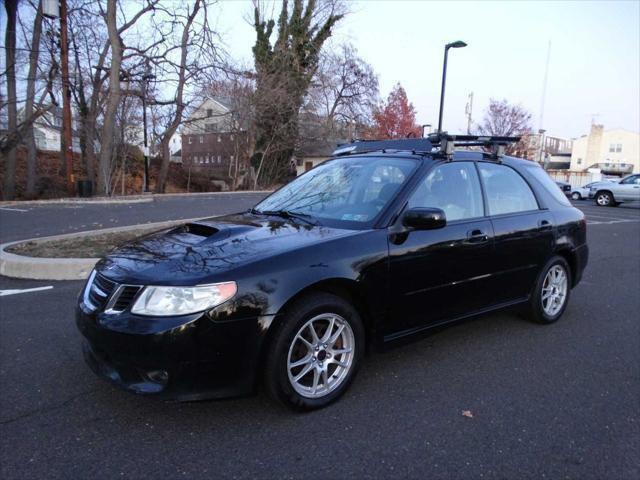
left=77, top=134, right=589, bottom=410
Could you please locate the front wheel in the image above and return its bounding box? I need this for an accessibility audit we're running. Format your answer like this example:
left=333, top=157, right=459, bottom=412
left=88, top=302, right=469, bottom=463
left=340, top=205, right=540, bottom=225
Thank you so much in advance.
left=263, top=293, right=364, bottom=410
left=525, top=256, right=572, bottom=324
left=595, top=191, right=616, bottom=206
left=571, top=192, right=581, bottom=200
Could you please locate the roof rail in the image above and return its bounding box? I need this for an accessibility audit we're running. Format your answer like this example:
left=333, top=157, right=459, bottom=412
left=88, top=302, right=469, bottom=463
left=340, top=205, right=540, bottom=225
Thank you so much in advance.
left=331, top=133, right=521, bottom=159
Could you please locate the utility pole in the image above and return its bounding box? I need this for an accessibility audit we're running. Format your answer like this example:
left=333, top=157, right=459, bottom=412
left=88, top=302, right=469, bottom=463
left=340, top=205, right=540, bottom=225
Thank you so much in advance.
left=59, top=0, right=74, bottom=196
left=465, top=92, right=474, bottom=134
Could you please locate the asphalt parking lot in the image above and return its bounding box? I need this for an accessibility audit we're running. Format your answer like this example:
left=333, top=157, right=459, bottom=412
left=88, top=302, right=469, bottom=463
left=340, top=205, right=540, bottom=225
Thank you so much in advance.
left=1, top=198, right=638, bottom=479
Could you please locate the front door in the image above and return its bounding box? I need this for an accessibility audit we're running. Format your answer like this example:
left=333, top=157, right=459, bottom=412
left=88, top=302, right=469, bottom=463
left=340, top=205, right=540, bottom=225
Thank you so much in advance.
left=617, top=174, right=640, bottom=201
left=386, top=161, right=497, bottom=339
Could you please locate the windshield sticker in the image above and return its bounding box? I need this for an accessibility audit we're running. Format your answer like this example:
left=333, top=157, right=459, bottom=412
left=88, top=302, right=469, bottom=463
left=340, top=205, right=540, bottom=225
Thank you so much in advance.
left=341, top=214, right=369, bottom=222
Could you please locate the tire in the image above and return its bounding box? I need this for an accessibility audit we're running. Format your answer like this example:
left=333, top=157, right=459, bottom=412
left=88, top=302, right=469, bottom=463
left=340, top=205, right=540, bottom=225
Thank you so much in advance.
left=263, top=292, right=365, bottom=410
left=525, top=255, right=572, bottom=324
left=571, top=192, right=581, bottom=200
left=595, top=191, right=616, bottom=207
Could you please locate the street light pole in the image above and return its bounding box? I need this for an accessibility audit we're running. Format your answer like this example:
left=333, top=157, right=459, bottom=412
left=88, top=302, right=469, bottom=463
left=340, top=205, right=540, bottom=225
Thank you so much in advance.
left=437, top=40, right=467, bottom=133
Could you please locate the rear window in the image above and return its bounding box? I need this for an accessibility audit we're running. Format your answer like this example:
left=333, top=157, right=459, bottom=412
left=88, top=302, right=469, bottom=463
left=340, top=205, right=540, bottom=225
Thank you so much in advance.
left=525, top=165, right=571, bottom=206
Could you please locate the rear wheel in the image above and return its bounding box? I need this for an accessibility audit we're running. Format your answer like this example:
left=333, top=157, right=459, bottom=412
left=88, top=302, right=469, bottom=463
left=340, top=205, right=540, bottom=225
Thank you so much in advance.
left=263, top=293, right=364, bottom=410
left=525, top=256, right=571, bottom=324
left=595, top=191, right=616, bottom=207
left=571, top=192, right=581, bottom=200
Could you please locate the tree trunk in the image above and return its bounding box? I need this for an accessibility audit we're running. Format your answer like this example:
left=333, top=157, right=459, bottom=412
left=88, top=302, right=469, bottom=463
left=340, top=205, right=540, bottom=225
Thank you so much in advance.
left=154, top=0, right=201, bottom=193
left=97, top=0, right=122, bottom=195
left=2, top=0, right=18, bottom=200
left=24, top=0, right=44, bottom=197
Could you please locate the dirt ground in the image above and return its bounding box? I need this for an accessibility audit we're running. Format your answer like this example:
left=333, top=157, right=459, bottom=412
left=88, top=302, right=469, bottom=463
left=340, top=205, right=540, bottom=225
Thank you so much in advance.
left=5, top=227, right=160, bottom=258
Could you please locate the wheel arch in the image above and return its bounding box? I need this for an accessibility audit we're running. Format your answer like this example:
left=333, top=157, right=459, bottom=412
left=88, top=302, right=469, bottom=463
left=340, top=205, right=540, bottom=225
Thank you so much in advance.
left=554, top=247, right=578, bottom=287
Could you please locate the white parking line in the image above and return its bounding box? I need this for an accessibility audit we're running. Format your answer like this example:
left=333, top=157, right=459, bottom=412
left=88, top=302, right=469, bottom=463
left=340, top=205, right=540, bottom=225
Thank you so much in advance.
left=0, top=286, right=54, bottom=297
left=0, top=207, right=28, bottom=212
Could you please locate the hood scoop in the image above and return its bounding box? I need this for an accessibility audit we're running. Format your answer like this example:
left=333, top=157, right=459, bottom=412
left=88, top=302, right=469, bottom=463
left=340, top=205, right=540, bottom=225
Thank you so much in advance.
left=173, top=223, right=219, bottom=238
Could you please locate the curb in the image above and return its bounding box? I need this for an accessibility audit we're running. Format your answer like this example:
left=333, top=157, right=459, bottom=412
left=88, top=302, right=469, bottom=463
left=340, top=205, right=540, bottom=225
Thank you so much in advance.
left=0, top=217, right=203, bottom=281
left=0, top=190, right=271, bottom=207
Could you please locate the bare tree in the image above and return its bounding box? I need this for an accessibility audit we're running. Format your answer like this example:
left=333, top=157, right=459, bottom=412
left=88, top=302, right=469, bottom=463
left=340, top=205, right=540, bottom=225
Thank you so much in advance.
left=476, top=98, right=533, bottom=155
left=23, top=0, right=44, bottom=197
left=151, top=0, right=222, bottom=193
left=310, top=43, right=378, bottom=135
left=2, top=0, right=19, bottom=200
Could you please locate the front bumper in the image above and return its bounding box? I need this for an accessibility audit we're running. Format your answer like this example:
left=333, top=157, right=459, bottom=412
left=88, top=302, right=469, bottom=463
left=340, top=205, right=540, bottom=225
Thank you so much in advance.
left=76, top=303, right=269, bottom=401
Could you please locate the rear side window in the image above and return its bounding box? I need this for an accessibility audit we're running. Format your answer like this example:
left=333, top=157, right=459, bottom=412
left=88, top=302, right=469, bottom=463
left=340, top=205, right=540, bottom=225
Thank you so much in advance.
left=525, top=165, right=572, bottom=206
left=478, top=163, right=539, bottom=215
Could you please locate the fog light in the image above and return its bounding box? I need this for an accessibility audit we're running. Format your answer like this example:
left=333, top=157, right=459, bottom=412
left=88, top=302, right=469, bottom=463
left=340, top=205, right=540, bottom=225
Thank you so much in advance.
left=146, top=369, right=169, bottom=385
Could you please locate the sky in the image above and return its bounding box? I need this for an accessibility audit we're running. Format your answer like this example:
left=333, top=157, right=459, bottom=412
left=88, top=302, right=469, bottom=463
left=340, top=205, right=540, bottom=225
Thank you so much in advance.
left=214, top=0, right=640, bottom=140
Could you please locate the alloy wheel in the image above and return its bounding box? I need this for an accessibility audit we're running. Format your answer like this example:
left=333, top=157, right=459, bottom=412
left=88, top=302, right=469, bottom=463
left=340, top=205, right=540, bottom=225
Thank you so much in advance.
left=571, top=192, right=581, bottom=200
left=596, top=193, right=611, bottom=206
left=541, top=265, right=568, bottom=317
left=287, top=313, right=355, bottom=399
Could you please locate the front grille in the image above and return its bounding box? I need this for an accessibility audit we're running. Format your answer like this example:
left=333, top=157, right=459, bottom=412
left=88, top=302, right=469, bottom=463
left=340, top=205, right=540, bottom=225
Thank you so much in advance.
left=110, top=286, right=142, bottom=312
left=84, top=271, right=141, bottom=313
left=88, top=273, right=117, bottom=309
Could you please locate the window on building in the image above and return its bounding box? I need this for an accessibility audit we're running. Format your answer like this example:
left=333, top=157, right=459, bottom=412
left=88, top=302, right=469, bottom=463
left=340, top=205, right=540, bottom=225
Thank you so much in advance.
left=188, top=136, right=192, bottom=144
left=616, top=143, right=622, bottom=153
left=217, top=155, right=221, bottom=164
left=205, top=123, right=214, bottom=133
left=217, top=135, right=221, bottom=143
left=230, top=134, right=234, bottom=141
left=199, top=136, right=203, bottom=144
left=577, top=158, right=582, bottom=165
left=206, top=108, right=213, bottom=117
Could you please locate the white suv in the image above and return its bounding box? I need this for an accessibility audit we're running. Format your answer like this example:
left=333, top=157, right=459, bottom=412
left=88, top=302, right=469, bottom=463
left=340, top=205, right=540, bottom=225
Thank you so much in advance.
left=589, top=174, right=640, bottom=206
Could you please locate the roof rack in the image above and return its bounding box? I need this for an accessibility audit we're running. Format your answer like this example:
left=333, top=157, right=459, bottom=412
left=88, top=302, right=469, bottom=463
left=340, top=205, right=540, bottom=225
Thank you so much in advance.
left=332, top=133, right=521, bottom=160
left=427, top=132, right=521, bottom=160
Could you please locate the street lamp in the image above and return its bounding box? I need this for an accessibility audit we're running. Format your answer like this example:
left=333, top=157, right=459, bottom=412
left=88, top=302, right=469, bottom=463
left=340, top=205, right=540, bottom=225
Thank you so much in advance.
left=437, top=40, right=467, bottom=133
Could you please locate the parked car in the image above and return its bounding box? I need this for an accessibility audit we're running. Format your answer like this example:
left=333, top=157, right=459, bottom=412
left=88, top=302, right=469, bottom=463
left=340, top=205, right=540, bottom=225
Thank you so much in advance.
left=555, top=180, right=572, bottom=196
left=570, top=179, right=618, bottom=200
left=589, top=174, right=640, bottom=206
left=76, top=135, right=589, bottom=410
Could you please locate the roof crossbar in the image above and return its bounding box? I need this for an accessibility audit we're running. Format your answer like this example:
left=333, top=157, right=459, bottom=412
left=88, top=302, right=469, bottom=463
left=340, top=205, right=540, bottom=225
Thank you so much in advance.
left=331, top=133, right=521, bottom=159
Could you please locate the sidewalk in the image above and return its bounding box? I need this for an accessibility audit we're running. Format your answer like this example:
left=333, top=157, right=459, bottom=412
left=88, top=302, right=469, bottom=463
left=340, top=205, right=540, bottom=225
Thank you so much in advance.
left=0, top=190, right=272, bottom=207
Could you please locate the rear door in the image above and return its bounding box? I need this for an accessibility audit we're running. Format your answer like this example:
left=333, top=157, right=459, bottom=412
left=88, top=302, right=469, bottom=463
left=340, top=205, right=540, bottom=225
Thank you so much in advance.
left=386, top=161, right=497, bottom=338
left=477, top=162, right=555, bottom=303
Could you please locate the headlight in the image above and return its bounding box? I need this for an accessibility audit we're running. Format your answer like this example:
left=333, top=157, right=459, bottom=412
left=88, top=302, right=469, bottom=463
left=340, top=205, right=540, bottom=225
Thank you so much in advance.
left=131, top=282, right=237, bottom=316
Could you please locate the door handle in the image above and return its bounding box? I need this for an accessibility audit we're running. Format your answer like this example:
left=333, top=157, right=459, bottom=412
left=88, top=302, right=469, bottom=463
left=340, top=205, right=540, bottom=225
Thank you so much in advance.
left=538, top=219, right=552, bottom=231
left=466, top=229, right=488, bottom=244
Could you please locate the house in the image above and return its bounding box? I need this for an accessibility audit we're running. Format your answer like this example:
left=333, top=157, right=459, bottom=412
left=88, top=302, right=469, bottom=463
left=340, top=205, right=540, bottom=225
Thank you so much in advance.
left=294, top=139, right=346, bottom=176
left=18, top=105, right=81, bottom=153
left=181, top=98, right=250, bottom=186
left=570, top=125, right=639, bottom=175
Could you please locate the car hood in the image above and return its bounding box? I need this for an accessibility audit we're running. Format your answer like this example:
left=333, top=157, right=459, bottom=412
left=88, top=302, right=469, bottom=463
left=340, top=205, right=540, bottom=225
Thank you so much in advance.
left=96, top=212, right=356, bottom=285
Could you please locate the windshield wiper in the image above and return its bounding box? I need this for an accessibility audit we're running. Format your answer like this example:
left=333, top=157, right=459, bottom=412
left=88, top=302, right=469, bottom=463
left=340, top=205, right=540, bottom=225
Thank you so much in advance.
left=250, top=209, right=320, bottom=226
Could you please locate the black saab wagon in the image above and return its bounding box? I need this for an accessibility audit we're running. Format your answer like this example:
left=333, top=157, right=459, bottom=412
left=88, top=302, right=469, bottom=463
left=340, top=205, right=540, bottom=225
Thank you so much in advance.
left=77, top=135, right=589, bottom=410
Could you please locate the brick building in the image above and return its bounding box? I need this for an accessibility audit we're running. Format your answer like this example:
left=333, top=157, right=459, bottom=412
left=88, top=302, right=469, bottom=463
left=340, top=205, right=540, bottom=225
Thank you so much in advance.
left=181, top=98, right=251, bottom=188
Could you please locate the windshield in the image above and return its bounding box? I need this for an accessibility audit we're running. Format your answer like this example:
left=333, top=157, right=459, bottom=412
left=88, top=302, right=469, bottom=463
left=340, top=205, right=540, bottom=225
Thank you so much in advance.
left=254, top=156, right=417, bottom=227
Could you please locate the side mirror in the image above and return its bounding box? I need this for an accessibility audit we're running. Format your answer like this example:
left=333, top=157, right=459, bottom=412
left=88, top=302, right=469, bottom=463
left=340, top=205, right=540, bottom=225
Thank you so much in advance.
left=402, top=207, right=446, bottom=230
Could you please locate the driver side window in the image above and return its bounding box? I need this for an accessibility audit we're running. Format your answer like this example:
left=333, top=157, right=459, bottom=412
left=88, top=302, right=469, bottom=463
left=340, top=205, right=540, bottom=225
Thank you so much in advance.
left=407, top=162, right=484, bottom=221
